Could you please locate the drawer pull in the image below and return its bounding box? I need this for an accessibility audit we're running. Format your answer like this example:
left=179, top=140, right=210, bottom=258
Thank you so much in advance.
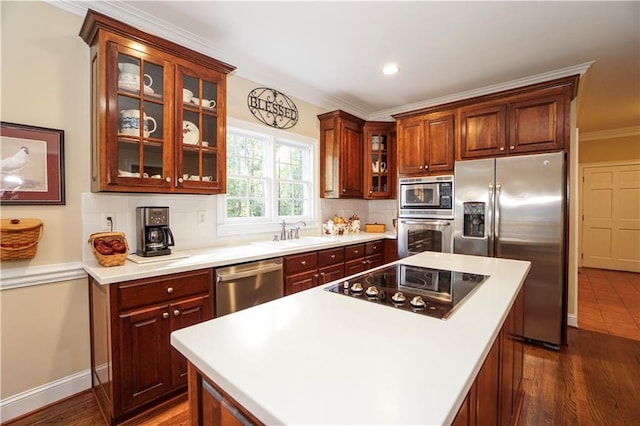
left=301, top=260, right=306, bottom=266
left=163, top=312, right=169, bottom=319
left=372, top=246, right=377, bottom=250
left=330, top=254, right=336, bottom=258
left=167, top=287, right=174, bottom=294
left=354, top=250, right=359, bottom=254
left=174, top=309, right=180, bottom=316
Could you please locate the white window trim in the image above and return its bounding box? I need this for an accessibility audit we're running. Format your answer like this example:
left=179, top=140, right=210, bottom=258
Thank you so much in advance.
left=217, top=117, right=320, bottom=238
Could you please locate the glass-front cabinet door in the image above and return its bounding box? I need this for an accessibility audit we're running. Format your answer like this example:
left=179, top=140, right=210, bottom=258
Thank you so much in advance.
left=176, top=64, right=225, bottom=191
left=363, top=122, right=395, bottom=199
left=111, top=45, right=171, bottom=189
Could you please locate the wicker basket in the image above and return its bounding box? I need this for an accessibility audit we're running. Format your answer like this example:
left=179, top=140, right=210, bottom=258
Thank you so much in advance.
left=1, top=219, right=44, bottom=261
left=88, top=232, right=129, bottom=267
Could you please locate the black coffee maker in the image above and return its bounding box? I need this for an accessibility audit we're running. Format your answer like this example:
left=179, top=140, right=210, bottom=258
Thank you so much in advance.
left=136, top=206, right=175, bottom=257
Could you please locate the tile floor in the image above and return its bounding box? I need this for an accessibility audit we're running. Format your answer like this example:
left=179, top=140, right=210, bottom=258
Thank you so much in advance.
left=578, top=267, right=640, bottom=341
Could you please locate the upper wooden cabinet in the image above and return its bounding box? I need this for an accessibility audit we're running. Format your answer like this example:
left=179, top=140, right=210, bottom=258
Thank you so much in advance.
left=459, top=87, right=569, bottom=159
left=318, top=110, right=365, bottom=198
left=396, top=110, right=456, bottom=176
left=80, top=10, right=235, bottom=194
left=363, top=121, right=396, bottom=199
left=459, top=102, right=507, bottom=159
left=394, top=75, right=578, bottom=166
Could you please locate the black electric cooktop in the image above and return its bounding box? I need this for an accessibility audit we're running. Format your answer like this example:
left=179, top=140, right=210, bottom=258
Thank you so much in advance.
left=325, top=264, right=489, bottom=319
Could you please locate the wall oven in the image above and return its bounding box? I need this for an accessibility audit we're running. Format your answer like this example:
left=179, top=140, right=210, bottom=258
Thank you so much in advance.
left=398, top=175, right=454, bottom=257
left=398, top=219, right=454, bottom=257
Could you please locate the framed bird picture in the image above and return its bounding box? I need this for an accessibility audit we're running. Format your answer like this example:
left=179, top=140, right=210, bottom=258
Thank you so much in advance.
left=1, top=122, right=65, bottom=205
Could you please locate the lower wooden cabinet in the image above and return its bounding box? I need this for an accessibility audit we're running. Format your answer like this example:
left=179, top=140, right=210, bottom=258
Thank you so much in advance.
left=283, top=241, right=389, bottom=295
left=89, top=268, right=214, bottom=425
left=452, top=286, right=525, bottom=426
left=284, top=247, right=345, bottom=295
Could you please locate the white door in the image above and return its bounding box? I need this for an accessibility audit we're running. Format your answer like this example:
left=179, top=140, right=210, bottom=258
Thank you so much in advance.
left=581, top=162, right=640, bottom=272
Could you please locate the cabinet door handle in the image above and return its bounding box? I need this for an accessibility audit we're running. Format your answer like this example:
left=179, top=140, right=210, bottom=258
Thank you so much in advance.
left=320, top=272, right=325, bottom=276
left=301, top=260, right=306, bottom=266
left=174, top=309, right=180, bottom=316
left=424, top=165, right=429, bottom=169
left=500, top=147, right=505, bottom=151
left=369, top=190, right=373, bottom=194
left=510, top=145, right=515, bottom=149
left=419, top=165, right=423, bottom=169
left=163, top=312, right=169, bottom=319
left=342, top=188, right=346, bottom=192
left=178, top=177, right=184, bottom=183
left=165, top=177, right=172, bottom=183
left=167, top=287, right=174, bottom=294
left=314, top=273, right=320, bottom=278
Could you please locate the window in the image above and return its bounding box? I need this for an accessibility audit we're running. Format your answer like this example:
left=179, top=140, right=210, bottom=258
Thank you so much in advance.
left=219, top=119, right=316, bottom=235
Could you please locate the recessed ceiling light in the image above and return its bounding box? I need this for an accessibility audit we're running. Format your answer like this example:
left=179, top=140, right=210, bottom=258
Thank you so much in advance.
left=382, top=64, right=399, bottom=75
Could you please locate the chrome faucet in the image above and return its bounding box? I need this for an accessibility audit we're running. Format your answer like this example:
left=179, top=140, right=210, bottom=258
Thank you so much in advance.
left=280, top=220, right=307, bottom=240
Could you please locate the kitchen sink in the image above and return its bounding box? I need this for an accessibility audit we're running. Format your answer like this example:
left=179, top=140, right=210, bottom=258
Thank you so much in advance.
left=251, top=236, right=339, bottom=250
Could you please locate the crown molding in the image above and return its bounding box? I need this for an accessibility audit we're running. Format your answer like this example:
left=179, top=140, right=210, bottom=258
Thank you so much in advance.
left=580, top=126, right=640, bottom=142
left=368, top=61, right=594, bottom=121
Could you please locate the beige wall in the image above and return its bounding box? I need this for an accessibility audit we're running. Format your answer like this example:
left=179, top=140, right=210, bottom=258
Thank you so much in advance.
left=0, top=0, right=328, bottom=403
left=579, top=134, right=640, bottom=164
left=1, top=1, right=92, bottom=400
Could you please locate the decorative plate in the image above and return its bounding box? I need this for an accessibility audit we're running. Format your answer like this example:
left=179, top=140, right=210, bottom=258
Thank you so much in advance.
left=183, top=120, right=200, bottom=145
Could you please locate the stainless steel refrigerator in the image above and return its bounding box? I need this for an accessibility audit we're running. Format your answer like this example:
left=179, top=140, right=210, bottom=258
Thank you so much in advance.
left=453, top=152, right=567, bottom=349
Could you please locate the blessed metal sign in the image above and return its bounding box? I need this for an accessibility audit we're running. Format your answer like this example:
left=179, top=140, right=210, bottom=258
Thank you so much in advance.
left=247, top=87, right=298, bottom=129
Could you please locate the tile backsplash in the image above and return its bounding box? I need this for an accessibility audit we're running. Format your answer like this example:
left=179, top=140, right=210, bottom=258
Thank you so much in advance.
left=82, top=193, right=398, bottom=261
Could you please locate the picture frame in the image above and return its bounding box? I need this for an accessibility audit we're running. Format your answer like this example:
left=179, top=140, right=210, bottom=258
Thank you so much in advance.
left=1, top=122, right=65, bottom=205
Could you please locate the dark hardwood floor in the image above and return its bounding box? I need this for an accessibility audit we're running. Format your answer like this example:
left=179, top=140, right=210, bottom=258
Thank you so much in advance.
left=7, top=267, right=640, bottom=425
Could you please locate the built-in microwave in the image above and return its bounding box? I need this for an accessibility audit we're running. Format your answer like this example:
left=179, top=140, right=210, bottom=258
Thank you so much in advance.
left=398, top=175, right=454, bottom=219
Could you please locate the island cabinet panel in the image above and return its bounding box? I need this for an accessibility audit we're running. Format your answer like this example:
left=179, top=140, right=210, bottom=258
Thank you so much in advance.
left=189, top=364, right=264, bottom=426
left=452, top=286, right=524, bottom=426
left=318, top=110, right=365, bottom=198
left=344, top=243, right=366, bottom=276
left=89, top=268, right=214, bottom=425
left=79, top=9, right=234, bottom=194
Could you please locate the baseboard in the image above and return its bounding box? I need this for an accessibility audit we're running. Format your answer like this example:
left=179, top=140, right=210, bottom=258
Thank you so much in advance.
left=567, top=313, right=578, bottom=328
left=0, top=369, right=91, bottom=423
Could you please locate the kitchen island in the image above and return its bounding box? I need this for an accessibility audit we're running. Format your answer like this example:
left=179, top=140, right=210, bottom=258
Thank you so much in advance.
left=171, top=252, right=530, bottom=425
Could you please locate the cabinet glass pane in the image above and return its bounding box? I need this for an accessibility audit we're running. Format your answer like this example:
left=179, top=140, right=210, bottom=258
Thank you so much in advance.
left=142, top=62, right=163, bottom=97
left=202, top=115, right=217, bottom=149
left=141, top=145, right=163, bottom=178
left=117, top=54, right=141, bottom=93
left=203, top=151, right=218, bottom=182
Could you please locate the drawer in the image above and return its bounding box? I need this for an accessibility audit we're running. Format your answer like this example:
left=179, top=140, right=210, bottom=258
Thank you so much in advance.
left=284, top=252, right=318, bottom=275
left=366, top=240, right=383, bottom=255
left=118, top=269, right=213, bottom=311
left=344, top=243, right=365, bottom=260
left=318, top=247, right=344, bottom=267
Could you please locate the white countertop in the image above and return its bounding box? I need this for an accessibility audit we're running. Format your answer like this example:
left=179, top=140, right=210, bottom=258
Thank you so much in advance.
left=83, top=232, right=395, bottom=284
left=171, top=251, right=530, bottom=425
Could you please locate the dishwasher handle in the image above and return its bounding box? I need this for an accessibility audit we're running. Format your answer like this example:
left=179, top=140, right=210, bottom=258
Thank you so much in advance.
left=216, top=262, right=283, bottom=282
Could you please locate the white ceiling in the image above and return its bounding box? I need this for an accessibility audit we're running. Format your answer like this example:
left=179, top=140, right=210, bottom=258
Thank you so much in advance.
left=58, top=1, right=640, bottom=135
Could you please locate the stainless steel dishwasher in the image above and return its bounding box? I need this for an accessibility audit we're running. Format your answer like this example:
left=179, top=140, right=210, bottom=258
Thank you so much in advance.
left=215, top=258, right=284, bottom=317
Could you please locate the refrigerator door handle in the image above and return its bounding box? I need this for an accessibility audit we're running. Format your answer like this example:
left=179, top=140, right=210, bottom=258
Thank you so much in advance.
left=488, top=183, right=495, bottom=257
left=494, top=183, right=502, bottom=256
